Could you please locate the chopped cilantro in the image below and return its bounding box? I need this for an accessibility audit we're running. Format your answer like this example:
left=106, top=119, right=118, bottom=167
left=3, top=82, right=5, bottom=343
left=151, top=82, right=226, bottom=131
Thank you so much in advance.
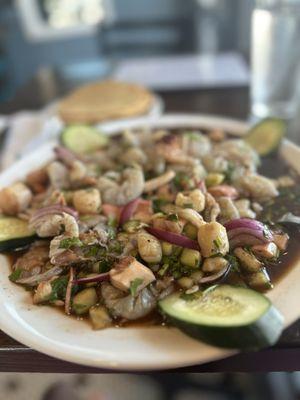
left=107, top=216, right=117, bottom=240
left=152, top=198, right=169, bottom=213
left=225, top=254, right=240, bottom=273
left=59, top=237, right=82, bottom=249
left=130, top=278, right=144, bottom=297
left=108, top=240, right=123, bottom=254
left=98, top=259, right=112, bottom=273
left=184, top=132, right=200, bottom=141
left=223, top=162, right=235, bottom=183
left=9, top=268, right=22, bottom=282
left=158, top=263, right=169, bottom=277
left=48, top=276, right=68, bottom=302
left=213, top=237, right=222, bottom=252
left=167, top=213, right=179, bottom=222
left=174, top=172, right=191, bottom=190
left=85, top=245, right=101, bottom=257
left=183, top=203, right=193, bottom=209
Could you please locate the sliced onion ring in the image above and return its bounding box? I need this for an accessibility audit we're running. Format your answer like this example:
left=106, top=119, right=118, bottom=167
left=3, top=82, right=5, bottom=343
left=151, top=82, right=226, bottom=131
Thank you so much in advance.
left=227, top=227, right=272, bottom=243
left=225, top=218, right=273, bottom=248
left=30, top=205, right=78, bottom=223
left=225, top=218, right=264, bottom=231
left=229, top=234, right=265, bottom=249
left=199, top=265, right=230, bottom=284
left=73, top=272, right=110, bottom=285
left=119, top=198, right=140, bottom=226
left=146, top=227, right=200, bottom=251
left=54, top=146, right=79, bottom=166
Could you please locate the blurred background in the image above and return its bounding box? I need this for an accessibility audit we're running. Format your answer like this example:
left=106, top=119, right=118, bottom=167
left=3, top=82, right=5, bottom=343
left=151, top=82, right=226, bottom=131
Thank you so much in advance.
left=0, top=0, right=251, bottom=99
left=3, top=372, right=300, bottom=400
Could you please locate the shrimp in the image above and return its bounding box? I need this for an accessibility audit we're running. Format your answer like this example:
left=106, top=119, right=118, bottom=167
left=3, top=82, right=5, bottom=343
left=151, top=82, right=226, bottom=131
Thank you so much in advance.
left=0, top=182, right=32, bottom=215
left=31, top=212, right=79, bottom=238
left=155, top=135, right=196, bottom=165
left=101, top=282, right=157, bottom=320
left=120, top=147, right=147, bottom=166
left=98, top=168, right=144, bottom=206
left=49, top=234, right=86, bottom=266
left=234, top=174, right=278, bottom=202
left=215, top=140, right=259, bottom=171
left=182, top=132, right=212, bottom=158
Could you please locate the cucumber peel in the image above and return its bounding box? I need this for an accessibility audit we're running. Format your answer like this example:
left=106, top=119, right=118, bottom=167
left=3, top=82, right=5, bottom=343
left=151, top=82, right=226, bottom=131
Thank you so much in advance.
left=0, top=217, right=36, bottom=251
left=61, top=125, right=108, bottom=154
left=159, top=285, right=284, bottom=349
left=245, top=118, right=286, bottom=156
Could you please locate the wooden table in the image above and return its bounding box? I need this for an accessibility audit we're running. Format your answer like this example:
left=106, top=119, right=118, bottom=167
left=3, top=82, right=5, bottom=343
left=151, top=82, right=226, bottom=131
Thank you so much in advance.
left=1, top=73, right=300, bottom=372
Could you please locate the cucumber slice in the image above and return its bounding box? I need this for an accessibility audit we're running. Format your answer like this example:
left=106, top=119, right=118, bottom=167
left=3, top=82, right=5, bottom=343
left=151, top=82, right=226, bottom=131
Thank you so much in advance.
left=245, top=118, right=286, bottom=156
left=159, top=285, right=283, bottom=349
left=61, top=125, right=108, bottom=154
left=0, top=217, right=36, bottom=251
left=72, top=287, right=98, bottom=315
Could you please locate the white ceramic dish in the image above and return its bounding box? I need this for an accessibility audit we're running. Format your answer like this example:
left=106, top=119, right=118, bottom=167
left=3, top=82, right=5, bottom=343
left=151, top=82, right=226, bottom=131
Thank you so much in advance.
left=0, top=114, right=299, bottom=371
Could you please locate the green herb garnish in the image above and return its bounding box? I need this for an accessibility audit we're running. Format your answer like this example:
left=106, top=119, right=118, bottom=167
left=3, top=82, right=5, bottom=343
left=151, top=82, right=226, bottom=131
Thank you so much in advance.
left=213, top=237, right=222, bottom=253
left=152, top=198, right=169, bottom=213
left=9, top=268, right=22, bottom=282
left=59, top=237, right=83, bottom=249
left=130, top=278, right=144, bottom=297
left=48, top=276, right=69, bottom=302
left=167, top=213, right=179, bottom=222
left=158, top=263, right=169, bottom=277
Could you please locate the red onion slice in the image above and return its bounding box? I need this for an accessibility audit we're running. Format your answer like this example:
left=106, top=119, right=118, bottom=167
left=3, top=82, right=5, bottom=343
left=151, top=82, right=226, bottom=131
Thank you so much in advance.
left=225, top=218, right=264, bottom=232
left=54, top=146, right=79, bottom=166
left=199, top=265, right=230, bottom=284
left=73, top=272, right=110, bottom=285
left=65, top=267, right=74, bottom=315
left=146, top=227, right=200, bottom=251
left=229, top=234, right=265, bottom=249
left=119, top=198, right=140, bottom=226
left=227, top=227, right=272, bottom=243
left=30, top=205, right=78, bottom=224
left=16, top=266, right=63, bottom=286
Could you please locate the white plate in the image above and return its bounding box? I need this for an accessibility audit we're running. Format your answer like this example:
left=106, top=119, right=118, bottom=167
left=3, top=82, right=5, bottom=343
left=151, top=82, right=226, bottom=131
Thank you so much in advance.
left=0, top=114, right=299, bottom=371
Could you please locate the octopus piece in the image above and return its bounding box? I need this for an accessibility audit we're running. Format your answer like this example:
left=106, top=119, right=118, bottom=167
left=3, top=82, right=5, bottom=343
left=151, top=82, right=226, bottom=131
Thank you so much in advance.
left=98, top=167, right=144, bottom=206
left=203, top=192, right=220, bottom=222
left=234, top=199, right=256, bottom=219
left=217, top=196, right=240, bottom=223
left=73, top=188, right=101, bottom=214
left=12, top=241, right=50, bottom=279
left=143, top=170, right=175, bottom=193
left=47, top=161, right=69, bottom=189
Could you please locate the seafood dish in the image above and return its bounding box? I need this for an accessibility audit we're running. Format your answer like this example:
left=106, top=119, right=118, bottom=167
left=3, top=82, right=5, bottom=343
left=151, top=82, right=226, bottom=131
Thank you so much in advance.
left=0, top=119, right=297, bottom=349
